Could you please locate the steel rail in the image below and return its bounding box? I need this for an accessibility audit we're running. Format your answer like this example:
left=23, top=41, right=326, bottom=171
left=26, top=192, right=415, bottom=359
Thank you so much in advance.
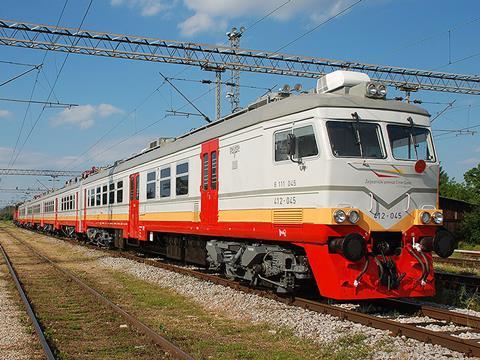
left=0, top=19, right=479, bottom=94
left=12, top=225, right=480, bottom=357
left=2, top=228, right=193, bottom=360
left=381, top=299, right=480, bottom=330
left=0, top=243, right=55, bottom=360
left=434, top=256, right=480, bottom=269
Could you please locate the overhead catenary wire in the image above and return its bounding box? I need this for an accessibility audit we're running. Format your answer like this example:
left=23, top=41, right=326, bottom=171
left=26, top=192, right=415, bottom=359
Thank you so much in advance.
left=7, top=0, right=70, bottom=169
left=9, top=0, right=93, bottom=169
left=0, top=97, right=77, bottom=107
left=0, top=64, right=42, bottom=87
left=81, top=86, right=216, bottom=166
left=65, top=1, right=291, bottom=172
left=274, top=0, right=363, bottom=52
left=159, top=72, right=211, bottom=123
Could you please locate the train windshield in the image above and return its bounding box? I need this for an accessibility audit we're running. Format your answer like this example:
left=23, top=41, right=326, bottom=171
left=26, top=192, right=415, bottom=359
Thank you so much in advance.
left=326, top=121, right=385, bottom=158
left=387, top=125, right=435, bottom=161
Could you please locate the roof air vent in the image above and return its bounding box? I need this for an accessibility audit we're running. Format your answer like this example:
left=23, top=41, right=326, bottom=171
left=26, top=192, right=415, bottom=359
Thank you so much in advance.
left=317, top=71, right=370, bottom=94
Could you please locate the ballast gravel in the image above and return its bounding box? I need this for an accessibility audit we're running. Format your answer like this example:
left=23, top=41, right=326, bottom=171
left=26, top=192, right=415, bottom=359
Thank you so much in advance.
left=96, top=256, right=474, bottom=359
left=32, top=236, right=478, bottom=359
left=0, top=269, right=35, bottom=360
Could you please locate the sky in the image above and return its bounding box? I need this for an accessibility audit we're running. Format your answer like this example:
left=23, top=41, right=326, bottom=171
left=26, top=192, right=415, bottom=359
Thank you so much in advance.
left=0, top=0, right=479, bottom=206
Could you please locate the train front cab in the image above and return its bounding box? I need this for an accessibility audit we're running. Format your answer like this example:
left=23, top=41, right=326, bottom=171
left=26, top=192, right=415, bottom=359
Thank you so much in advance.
left=294, top=108, right=456, bottom=300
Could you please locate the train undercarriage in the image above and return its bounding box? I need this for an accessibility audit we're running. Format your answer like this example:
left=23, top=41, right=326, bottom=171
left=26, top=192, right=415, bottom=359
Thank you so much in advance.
left=18, top=222, right=312, bottom=294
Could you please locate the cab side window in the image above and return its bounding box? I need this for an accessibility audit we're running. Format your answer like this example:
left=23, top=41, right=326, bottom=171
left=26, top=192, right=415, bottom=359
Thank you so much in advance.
left=275, top=125, right=318, bottom=162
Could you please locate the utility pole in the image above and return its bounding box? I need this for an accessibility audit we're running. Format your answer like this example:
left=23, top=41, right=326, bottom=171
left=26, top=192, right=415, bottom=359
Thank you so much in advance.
left=226, top=26, right=245, bottom=113
left=201, top=64, right=226, bottom=120
left=215, top=70, right=222, bottom=120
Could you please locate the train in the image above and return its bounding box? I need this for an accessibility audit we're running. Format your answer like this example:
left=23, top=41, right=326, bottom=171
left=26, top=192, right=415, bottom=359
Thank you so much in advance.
left=14, top=70, right=456, bottom=300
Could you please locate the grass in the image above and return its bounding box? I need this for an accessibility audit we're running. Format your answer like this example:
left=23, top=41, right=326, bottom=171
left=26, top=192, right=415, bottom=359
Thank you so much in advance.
left=431, top=285, right=480, bottom=312
left=434, top=262, right=480, bottom=277
left=457, top=242, right=480, bottom=251
left=6, top=222, right=399, bottom=359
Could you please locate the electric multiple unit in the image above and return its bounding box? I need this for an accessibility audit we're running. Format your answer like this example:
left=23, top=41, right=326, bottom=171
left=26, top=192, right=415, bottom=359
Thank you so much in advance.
left=15, top=71, right=456, bottom=300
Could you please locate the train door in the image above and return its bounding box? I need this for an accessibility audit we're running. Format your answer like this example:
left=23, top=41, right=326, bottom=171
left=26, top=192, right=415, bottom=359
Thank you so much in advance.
left=128, top=173, right=140, bottom=238
left=54, top=198, right=59, bottom=230
left=200, top=139, right=219, bottom=225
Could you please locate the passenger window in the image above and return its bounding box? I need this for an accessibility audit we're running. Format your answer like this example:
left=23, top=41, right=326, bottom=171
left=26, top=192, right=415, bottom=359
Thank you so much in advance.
left=102, top=185, right=108, bottom=205
left=109, top=183, right=115, bottom=204
left=202, top=154, right=209, bottom=190
left=176, top=162, right=189, bottom=196
left=146, top=171, right=156, bottom=199
left=211, top=151, right=217, bottom=190
left=96, top=187, right=101, bottom=206
left=117, top=181, right=123, bottom=203
left=160, top=167, right=171, bottom=198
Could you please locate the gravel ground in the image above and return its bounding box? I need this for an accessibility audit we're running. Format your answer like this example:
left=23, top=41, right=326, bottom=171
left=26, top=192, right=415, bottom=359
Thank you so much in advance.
left=97, top=256, right=474, bottom=359
left=0, top=264, right=36, bottom=360
left=33, top=236, right=480, bottom=359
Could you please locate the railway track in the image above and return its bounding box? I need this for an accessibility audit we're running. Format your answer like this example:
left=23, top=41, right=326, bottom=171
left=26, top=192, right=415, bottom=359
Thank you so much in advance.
left=434, top=255, right=480, bottom=271
left=0, top=243, right=55, bottom=360
left=0, top=227, right=193, bottom=360
left=9, top=225, right=480, bottom=357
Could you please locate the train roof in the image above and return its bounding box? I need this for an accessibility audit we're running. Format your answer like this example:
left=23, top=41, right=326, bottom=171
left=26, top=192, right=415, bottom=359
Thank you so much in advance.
left=20, top=91, right=430, bottom=205
left=83, top=92, right=429, bottom=184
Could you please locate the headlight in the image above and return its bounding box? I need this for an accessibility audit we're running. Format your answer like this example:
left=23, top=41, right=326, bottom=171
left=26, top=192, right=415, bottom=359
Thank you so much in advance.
left=334, top=209, right=346, bottom=223
left=377, top=84, right=387, bottom=97
left=367, top=83, right=377, bottom=96
left=432, top=211, right=443, bottom=224
left=420, top=211, right=431, bottom=224
left=348, top=210, right=360, bottom=224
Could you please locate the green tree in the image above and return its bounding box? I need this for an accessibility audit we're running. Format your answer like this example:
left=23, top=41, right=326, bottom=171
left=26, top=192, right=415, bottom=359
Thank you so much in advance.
left=464, top=163, right=480, bottom=204
left=439, top=167, right=474, bottom=203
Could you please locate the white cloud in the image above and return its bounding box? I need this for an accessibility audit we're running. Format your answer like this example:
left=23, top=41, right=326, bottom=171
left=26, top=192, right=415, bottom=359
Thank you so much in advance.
left=110, top=0, right=171, bottom=16
left=51, top=103, right=124, bottom=129
left=110, top=0, right=356, bottom=36
left=459, top=157, right=480, bottom=166
left=178, top=0, right=354, bottom=36
left=0, top=109, right=12, bottom=118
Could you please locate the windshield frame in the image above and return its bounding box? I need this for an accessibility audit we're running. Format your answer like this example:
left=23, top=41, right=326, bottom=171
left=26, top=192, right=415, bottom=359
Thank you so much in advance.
left=387, top=124, right=436, bottom=162
left=326, top=120, right=387, bottom=160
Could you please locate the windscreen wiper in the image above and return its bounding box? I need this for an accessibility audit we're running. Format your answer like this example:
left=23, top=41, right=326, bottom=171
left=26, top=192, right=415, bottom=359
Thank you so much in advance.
left=407, top=116, right=419, bottom=160
left=351, top=112, right=363, bottom=157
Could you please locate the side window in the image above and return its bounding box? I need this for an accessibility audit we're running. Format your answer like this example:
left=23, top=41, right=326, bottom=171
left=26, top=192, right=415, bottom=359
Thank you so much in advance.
left=274, top=130, right=290, bottom=161
left=211, top=151, right=217, bottom=190
left=176, top=162, right=189, bottom=196
left=202, top=154, right=209, bottom=190
left=160, top=167, right=171, bottom=198
left=102, top=185, right=108, bottom=205
left=146, top=171, right=156, bottom=199
left=274, top=125, right=319, bottom=162
left=117, top=181, right=123, bottom=203
left=130, top=177, right=134, bottom=201
left=109, top=183, right=115, bottom=204
left=295, top=125, right=318, bottom=158
left=136, top=177, right=139, bottom=200
left=96, top=187, right=101, bottom=206
left=90, top=189, right=95, bottom=207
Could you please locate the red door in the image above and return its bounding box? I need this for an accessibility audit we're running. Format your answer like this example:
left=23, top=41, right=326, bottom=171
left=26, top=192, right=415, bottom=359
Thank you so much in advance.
left=129, top=173, right=140, bottom=238
left=200, top=139, right=219, bottom=225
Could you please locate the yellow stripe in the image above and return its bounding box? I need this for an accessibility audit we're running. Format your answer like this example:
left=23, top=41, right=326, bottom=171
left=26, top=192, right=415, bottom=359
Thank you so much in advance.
left=85, top=214, right=129, bottom=221
left=140, top=211, right=199, bottom=222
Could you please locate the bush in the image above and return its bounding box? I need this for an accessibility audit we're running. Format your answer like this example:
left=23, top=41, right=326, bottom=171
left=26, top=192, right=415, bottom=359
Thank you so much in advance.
left=459, top=206, right=480, bottom=245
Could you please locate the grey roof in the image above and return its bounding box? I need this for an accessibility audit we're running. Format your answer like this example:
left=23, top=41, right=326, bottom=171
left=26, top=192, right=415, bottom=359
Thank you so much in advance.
left=20, top=93, right=429, bottom=205
left=84, top=92, right=429, bottom=184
